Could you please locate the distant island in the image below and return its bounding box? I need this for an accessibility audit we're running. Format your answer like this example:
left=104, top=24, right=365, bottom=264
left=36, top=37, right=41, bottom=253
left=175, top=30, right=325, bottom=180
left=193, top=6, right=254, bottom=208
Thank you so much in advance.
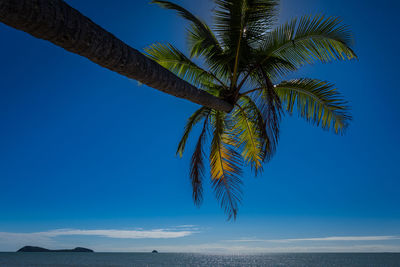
left=17, top=246, right=94, bottom=252
left=152, top=250, right=158, bottom=253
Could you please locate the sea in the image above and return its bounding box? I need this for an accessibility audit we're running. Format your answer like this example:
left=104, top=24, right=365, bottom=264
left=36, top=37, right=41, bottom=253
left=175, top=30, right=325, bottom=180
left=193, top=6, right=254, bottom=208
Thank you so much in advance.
left=0, top=252, right=399, bottom=266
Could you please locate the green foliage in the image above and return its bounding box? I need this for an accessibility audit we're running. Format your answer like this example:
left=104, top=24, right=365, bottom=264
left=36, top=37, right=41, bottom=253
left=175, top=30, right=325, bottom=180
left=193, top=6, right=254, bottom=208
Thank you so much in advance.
left=214, top=0, right=278, bottom=46
left=209, top=111, right=243, bottom=220
left=150, top=0, right=356, bottom=220
left=152, top=0, right=222, bottom=57
left=176, top=107, right=210, bottom=157
left=151, top=0, right=228, bottom=79
left=190, top=113, right=209, bottom=206
left=275, top=79, right=351, bottom=134
left=145, top=43, right=220, bottom=89
left=260, top=14, right=357, bottom=66
left=233, top=97, right=267, bottom=174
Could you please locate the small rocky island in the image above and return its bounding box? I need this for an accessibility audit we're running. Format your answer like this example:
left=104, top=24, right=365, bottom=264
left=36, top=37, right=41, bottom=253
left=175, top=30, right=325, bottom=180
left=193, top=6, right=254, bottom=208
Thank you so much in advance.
left=152, top=250, right=158, bottom=253
left=17, top=246, right=94, bottom=252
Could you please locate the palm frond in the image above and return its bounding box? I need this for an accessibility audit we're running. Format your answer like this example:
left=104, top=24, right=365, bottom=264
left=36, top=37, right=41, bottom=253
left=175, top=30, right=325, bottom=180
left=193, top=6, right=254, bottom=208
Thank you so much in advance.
left=144, top=43, right=220, bottom=88
left=177, top=106, right=210, bottom=157
left=276, top=78, right=351, bottom=134
left=213, top=0, right=245, bottom=44
left=190, top=114, right=209, bottom=206
left=213, top=0, right=279, bottom=83
left=186, top=19, right=224, bottom=59
left=241, top=0, right=279, bottom=43
left=152, top=1, right=224, bottom=61
left=250, top=69, right=282, bottom=148
left=210, top=110, right=243, bottom=220
left=261, top=14, right=357, bottom=66
left=152, top=0, right=203, bottom=26
left=245, top=55, right=297, bottom=86
left=186, top=23, right=231, bottom=83
left=238, top=95, right=275, bottom=162
left=214, top=0, right=278, bottom=45
left=232, top=98, right=266, bottom=174
left=213, top=0, right=247, bottom=86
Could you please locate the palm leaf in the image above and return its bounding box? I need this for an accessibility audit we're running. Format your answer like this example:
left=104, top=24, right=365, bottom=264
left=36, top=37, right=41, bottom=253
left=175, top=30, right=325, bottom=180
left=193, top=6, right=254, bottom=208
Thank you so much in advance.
left=250, top=68, right=282, bottom=147
left=185, top=18, right=224, bottom=59
left=214, top=0, right=278, bottom=45
left=232, top=98, right=266, bottom=174
left=213, top=0, right=247, bottom=85
left=261, top=14, right=357, bottom=66
left=275, top=78, right=351, bottom=134
left=240, top=0, right=279, bottom=43
left=144, top=43, right=219, bottom=88
left=238, top=95, right=275, bottom=162
left=152, top=0, right=224, bottom=61
left=210, top=110, right=243, bottom=220
left=152, top=0, right=204, bottom=26
left=177, top=106, right=210, bottom=157
left=213, top=1, right=279, bottom=83
left=246, top=55, right=297, bottom=86
left=213, top=0, right=245, bottom=45
left=190, top=113, right=209, bottom=206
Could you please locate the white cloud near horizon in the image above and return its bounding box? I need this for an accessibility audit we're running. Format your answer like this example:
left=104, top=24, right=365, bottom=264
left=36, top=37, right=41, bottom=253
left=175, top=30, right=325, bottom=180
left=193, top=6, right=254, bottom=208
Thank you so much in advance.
left=1, top=229, right=400, bottom=253
left=51, top=229, right=194, bottom=239
left=0, top=227, right=199, bottom=252
left=227, top=235, right=400, bottom=243
left=0, top=228, right=196, bottom=240
left=175, top=225, right=197, bottom=228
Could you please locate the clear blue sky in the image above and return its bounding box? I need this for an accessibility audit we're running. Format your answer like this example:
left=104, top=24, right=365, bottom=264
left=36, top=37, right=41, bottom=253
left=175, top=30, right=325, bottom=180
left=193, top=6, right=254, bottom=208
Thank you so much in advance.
left=0, top=0, right=399, bottom=252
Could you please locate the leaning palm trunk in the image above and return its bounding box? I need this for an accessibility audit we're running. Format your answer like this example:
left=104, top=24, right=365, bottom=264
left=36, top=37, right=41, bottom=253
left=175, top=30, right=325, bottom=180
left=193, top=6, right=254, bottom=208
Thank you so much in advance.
left=0, top=0, right=233, bottom=112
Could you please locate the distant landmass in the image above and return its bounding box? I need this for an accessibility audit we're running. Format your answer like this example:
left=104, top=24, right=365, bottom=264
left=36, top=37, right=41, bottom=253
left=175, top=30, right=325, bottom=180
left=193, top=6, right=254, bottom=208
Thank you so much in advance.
left=152, top=250, right=158, bottom=253
left=17, top=246, right=94, bottom=252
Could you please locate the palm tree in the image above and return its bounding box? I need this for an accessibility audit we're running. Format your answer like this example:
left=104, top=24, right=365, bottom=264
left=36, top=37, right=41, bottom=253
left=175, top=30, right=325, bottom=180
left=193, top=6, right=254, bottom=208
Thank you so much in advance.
left=0, top=0, right=232, bottom=111
left=146, top=0, right=357, bottom=220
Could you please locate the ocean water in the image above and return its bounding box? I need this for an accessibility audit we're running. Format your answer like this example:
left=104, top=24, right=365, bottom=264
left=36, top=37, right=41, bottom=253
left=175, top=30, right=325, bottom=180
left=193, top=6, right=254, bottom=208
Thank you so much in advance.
left=0, top=252, right=399, bottom=267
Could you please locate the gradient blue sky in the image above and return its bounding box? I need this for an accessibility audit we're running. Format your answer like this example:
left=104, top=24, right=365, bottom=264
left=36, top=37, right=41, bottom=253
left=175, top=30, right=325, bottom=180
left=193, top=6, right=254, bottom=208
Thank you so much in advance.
left=0, top=0, right=399, bottom=253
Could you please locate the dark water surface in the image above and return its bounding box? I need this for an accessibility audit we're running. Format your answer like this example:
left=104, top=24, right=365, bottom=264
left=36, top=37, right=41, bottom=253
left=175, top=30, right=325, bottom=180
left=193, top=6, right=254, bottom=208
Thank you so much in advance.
left=0, top=252, right=399, bottom=266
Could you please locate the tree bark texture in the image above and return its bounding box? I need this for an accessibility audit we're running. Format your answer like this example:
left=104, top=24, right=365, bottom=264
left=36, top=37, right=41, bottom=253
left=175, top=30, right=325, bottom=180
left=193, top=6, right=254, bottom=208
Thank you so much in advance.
left=0, top=0, right=233, bottom=112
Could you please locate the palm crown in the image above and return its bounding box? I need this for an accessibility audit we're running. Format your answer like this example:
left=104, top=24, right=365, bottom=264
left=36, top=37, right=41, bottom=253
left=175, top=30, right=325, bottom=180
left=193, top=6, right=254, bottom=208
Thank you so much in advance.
left=145, top=0, right=356, bottom=220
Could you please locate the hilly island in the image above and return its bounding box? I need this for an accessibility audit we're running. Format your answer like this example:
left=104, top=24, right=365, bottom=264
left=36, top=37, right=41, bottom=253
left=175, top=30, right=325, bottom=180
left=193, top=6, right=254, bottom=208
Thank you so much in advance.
left=17, top=246, right=94, bottom=252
